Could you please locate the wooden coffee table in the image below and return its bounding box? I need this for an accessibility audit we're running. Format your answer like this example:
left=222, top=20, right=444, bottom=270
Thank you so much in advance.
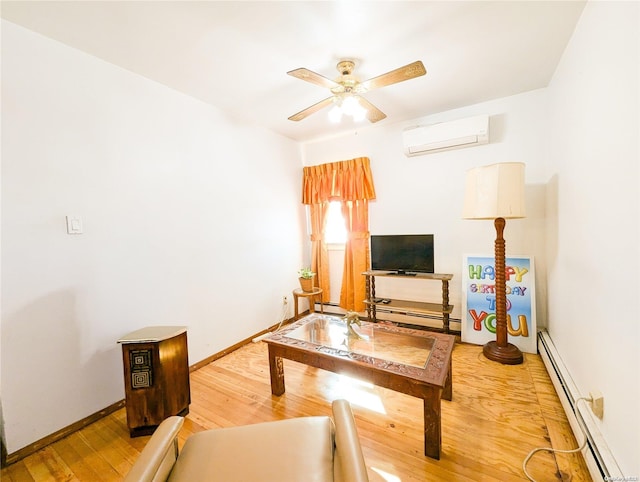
left=264, top=313, right=455, bottom=459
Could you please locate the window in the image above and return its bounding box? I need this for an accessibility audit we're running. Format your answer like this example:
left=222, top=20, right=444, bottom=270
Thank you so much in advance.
left=325, top=201, right=347, bottom=244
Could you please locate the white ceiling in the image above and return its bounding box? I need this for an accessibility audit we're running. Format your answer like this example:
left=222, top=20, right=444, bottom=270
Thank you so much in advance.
left=1, top=1, right=586, bottom=143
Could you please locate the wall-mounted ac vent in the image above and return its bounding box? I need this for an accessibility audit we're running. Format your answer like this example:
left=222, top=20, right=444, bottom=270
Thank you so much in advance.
left=402, top=114, right=489, bottom=156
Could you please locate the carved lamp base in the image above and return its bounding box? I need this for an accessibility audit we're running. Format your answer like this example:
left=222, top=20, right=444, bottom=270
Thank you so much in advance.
left=483, top=340, right=524, bottom=365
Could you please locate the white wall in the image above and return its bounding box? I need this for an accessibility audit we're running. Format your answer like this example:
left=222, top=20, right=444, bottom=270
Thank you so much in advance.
left=0, top=21, right=305, bottom=453
left=302, top=88, right=550, bottom=327
left=303, top=1, right=639, bottom=475
left=545, top=1, right=639, bottom=475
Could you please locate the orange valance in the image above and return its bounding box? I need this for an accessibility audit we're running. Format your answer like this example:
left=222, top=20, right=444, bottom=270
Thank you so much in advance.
left=302, top=157, right=376, bottom=204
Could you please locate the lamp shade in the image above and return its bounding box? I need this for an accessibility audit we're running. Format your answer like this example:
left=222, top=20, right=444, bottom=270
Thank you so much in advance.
left=463, top=162, right=526, bottom=219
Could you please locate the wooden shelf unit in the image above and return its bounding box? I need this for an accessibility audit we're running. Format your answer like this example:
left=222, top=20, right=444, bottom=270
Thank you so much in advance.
left=363, top=270, right=454, bottom=333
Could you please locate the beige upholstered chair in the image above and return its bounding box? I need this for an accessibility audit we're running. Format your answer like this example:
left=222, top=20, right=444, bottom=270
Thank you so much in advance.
left=124, top=399, right=369, bottom=482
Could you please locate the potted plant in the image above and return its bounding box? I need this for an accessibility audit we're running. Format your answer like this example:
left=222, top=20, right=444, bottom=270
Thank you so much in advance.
left=298, top=267, right=316, bottom=292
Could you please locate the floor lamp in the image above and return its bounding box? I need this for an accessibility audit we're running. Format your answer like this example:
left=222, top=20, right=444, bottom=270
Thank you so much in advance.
left=463, top=162, right=526, bottom=365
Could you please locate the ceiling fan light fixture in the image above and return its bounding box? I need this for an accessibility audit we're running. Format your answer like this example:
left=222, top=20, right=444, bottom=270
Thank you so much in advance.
left=352, top=104, right=367, bottom=122
left=327, top=94, right=367, bottom=123
left=328, top=104, right=343, bottom=123
left=343, top=95, right=367, bottom=122
left=341, top=95, right=358, bottom=116
left=289, top=59, right=425, bottom=124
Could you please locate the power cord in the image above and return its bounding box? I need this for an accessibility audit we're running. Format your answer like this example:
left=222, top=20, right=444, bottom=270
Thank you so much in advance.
left=252, top=297, right=289, bottom=342
left=271, top=297, right=290, bottom=334
left=522, top=396, right=592, bottom=481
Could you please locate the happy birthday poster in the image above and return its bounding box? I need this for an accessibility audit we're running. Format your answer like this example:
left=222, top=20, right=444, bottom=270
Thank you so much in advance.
left=461, top=255, right=537, bottom=354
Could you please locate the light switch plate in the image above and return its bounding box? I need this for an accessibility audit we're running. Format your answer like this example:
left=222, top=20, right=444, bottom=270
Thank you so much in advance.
left=66, top=216, right=83, bottom=234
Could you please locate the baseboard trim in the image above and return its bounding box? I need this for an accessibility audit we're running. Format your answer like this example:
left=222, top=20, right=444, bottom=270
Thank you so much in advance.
left=3, top=399, right=125, bottom=467
left=190, top=316, right=295, bottom=371
left=190, top=337, right=250, bottom=372
left=3, top=316, right=296, bottom=468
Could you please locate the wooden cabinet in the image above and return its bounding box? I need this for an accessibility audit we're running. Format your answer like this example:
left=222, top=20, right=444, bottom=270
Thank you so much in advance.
left=363, top=270, right=454, bottom=333
left=118, top=326, right=190, bottom=436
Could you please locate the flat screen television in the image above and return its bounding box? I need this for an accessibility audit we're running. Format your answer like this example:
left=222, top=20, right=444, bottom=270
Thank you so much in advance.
left=370, top=234, right=434, bottom=274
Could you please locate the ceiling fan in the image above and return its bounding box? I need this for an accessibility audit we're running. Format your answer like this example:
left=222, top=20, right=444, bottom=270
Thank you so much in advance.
left=287, top=59, right=426, bottom=123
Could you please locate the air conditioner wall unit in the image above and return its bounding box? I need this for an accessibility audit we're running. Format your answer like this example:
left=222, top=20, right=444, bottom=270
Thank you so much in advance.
left=402, top=114, right=489, bottom=156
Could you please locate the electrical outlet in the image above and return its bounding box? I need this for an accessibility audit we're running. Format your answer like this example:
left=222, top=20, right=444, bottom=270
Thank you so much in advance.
left=589, top=391, right=604, bottom=419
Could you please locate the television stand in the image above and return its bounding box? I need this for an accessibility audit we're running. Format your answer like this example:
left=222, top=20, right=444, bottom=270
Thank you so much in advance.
left=388, top=271, right=417, bottom=276
left=363, top=270, right=454, bottom=333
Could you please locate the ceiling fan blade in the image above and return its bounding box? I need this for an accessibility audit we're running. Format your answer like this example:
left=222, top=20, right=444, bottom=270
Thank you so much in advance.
left=287, top=68, right=340, bottom=89
left=356, top=96, right=387, bottom=123
left=288, top=97, right=335, bottom=122
left=360, top=61, right=426, bottom=91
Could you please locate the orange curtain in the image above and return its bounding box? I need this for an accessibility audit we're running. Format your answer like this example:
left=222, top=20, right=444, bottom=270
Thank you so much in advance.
left=302, top=158, right=376, bottom=205
left=309, top=202, right=330, bottom=300
left=302, top=157, right=376, bottom=312
left=339, top=200, right=371, bottom=311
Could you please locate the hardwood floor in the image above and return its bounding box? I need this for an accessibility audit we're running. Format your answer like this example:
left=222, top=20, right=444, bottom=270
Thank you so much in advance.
left=1, top=339, right=591, bottom=481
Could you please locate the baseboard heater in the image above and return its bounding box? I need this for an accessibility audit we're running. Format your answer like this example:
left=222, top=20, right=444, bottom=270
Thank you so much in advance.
left=537, top=331, right=622, bottom=480
left=320, top=303, right=461, bottom=332
left=320, top=301, right=456, bottom=321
